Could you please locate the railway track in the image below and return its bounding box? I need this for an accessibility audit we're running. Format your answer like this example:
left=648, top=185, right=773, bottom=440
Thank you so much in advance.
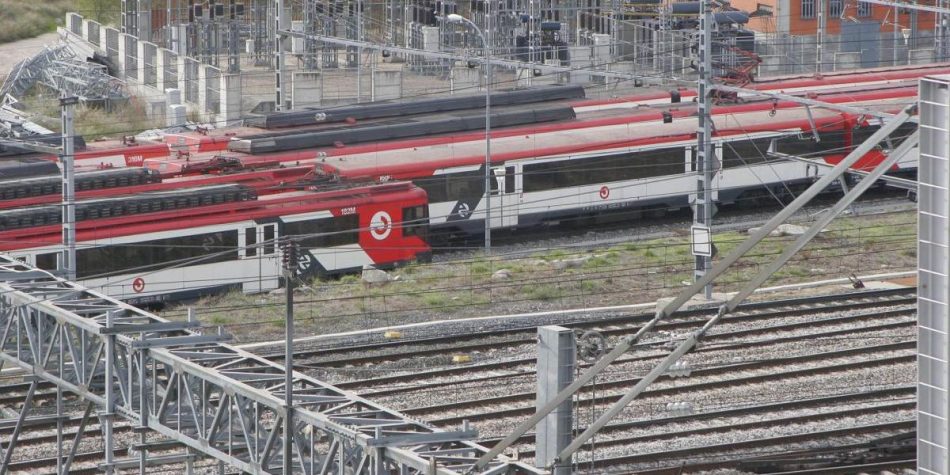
left=0, top=287, right=919, bottom=473
left=300, top=287, right=918, bottom=472
left=406, top=343, right=914, bottom=424
left=262, top=288, right=915, bottom=369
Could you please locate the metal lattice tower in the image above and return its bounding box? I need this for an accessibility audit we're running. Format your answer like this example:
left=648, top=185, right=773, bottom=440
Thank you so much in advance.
left=918, top=74, right=950, bottom=475
left=0, top=256, right=542, bottom=475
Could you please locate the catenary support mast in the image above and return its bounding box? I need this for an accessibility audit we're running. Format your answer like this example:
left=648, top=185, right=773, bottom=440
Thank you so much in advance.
left=694, top=0, right=715, bottom=298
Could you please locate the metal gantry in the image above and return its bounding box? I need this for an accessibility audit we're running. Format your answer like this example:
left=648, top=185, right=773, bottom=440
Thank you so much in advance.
left=473, top=105, right=918, bottom=472
left=0, top=256, right=541, bottom=475
left=917, top=74, right=950, bottom=475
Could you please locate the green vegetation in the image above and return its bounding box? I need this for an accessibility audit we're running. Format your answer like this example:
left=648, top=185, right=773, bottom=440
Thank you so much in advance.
left=0, top=1, right=72, bottom=44
left=74, top=0, right=121, bottom=25
left=22, top=91, right=163, bottom=139
left=161, top=211, right=919, bottom=343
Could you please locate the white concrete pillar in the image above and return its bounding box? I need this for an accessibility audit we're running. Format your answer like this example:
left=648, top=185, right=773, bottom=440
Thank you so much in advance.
left=219, top=74, right=243, bottom=125
left=155, top=48, right=167, bottom=92
left=116, top=32, right=129, bottom=80
left=198, top=65, right=209, bottom=122
left=177, top=55, right=189, bottom=96
left=100, top=25, right=109, bottom=51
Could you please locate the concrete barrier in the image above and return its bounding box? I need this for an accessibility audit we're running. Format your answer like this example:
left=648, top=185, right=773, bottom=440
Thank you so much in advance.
left=292, top=72, right=323, bottom=108
left=910, top=48, right=936, bottom=65
left=372, top=67, right=403, bottom=101
left=63, top=13, right=243, bottom=125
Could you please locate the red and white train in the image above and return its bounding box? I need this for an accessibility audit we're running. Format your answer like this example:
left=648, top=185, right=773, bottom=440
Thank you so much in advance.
left=137, top=85, right=918, bottom=238
left=0, top=63, right=935, bottom=303
left=0, top=182, right=429, bottom=304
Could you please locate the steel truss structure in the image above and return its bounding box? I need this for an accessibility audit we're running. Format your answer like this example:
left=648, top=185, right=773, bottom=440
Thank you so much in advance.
left=0, top=257, right=540, bottom=475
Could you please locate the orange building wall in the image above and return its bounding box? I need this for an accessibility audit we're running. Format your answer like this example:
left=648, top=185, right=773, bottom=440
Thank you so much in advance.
left=729, top=0, right=936, bottom=36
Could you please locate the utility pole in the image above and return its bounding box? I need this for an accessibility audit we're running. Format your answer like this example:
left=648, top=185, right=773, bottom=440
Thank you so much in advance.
left=60, top=95, right=78, bottom=282
left=693, top=0, right=714, bottom=299
left=274, top=0, right=286, bottom=111
left=485, top=1, right=493, bottom=253
left=281, top=239, right=298, bottom=475
left=817, top=0, right=825, bottom=72
left=894, top=4, right=900, bottom=65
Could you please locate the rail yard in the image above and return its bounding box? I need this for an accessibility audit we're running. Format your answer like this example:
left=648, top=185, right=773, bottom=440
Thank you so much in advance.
left=0, top=0, right=948, bottom=473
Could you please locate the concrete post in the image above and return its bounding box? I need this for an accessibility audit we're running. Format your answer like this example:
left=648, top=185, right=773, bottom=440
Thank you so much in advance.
left=116, top=32, right=128, bottom=80
left=219, top=73, right=243, bottom=125
left=155, top=48, right=167, bottom=92
left=197, top=65, right=209, bottom=122
left=177, top=54, right=189, bottom=96
left=535, top=326, right=575, bottom=475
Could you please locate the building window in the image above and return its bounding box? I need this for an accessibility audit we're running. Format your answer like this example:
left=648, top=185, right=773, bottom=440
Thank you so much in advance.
left=857, top=1, right=872, bottom=16
left=829, top=0, right=843, bottom=15
left=801, top=0, right=815, bottom=18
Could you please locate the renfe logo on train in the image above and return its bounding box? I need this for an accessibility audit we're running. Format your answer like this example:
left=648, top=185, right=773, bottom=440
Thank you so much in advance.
left=370, top=211, right=393, bottom=240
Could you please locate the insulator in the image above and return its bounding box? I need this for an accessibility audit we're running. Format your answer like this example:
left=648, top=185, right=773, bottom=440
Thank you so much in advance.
left=281, top=240, right=299, bottom=272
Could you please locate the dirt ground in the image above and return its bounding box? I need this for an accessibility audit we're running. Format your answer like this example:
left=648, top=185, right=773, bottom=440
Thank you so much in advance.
left=0, top=32, right=61, bottom=78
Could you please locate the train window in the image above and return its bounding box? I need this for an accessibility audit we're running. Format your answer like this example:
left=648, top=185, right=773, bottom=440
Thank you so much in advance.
left=851, top=123, right=917, bottom=149
left=245, top=228, right=257, bottom=257
left=35, top=252, right=58, bottom=271
left=402, top=205, right=429, bottom=239
left=774, top=130, right=847, bottom=158
left=720, top=138, right=774, bottom=168
left=284, top=215, right=359, bottom=248
left=445, top=170, right=485, bottom=200
left=523, top=148, right=682, bottom=192
left=76, top=230, right=239, bottom=279
left=414, top=169, right=484, bottom=203
left=263, top=225, right=275, bottom=255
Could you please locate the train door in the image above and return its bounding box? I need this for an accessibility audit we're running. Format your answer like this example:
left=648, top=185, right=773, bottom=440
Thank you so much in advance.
left=488, top=166, right=518, bottom=229
left=241, top=222, right=280, bottom=293
left=687, top=144, right=721, bottom=203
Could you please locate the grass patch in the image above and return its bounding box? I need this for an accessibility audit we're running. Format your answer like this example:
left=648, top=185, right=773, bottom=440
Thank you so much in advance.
left=21, top=91, right=163, bottom=140
left=158, top=211, right=920, bottom=343
left=523, top=284, right=560, bottom=301
left=0, top=1, right=72, bottom=44
left=470, top=260, right=492, bottom=275
left=421, top=293, right=449, bottom=308
left=583, top=255, right=612, bottom=269
left=581, top=280, right=601, bottom=292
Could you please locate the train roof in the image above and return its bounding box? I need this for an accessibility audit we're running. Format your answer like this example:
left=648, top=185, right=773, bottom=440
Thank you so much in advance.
left=136, top=84, right=917, bottom=180
left=311, top=91, right=915, bottom=179
left=0, top=181, right=423, bottom=251
left=0, top=156, right=60, bottom=179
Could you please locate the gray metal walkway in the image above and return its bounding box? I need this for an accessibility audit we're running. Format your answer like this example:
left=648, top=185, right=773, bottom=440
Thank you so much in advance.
left=0, top=255, right=539, bottom=474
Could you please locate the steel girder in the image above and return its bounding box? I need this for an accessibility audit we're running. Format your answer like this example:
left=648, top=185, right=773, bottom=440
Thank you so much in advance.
left=0, top=256, right=540, bottom=475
